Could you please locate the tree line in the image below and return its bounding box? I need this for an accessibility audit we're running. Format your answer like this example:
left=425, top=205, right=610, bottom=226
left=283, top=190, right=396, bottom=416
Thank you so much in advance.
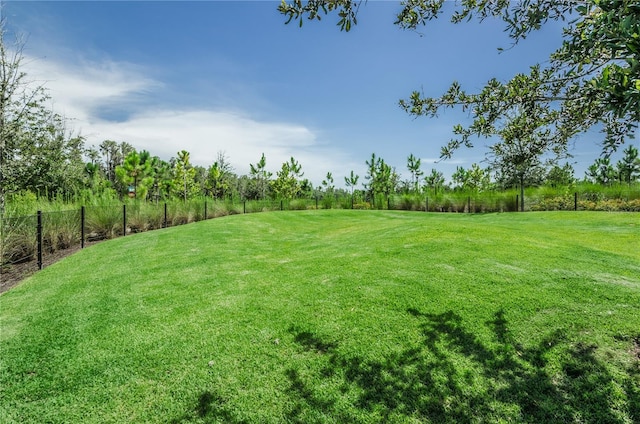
left=2, top=5, right=640, bottom=214
left=6, top=125, right=640, bottom=206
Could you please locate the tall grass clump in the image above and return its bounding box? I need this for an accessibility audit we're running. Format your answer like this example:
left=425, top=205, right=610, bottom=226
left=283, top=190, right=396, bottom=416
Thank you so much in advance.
left=42, top=210, right=80, bottom=252
left=168, top=201, right=191, bottom=226
left=288, top=198, right=314, bottom=210
left=141, top=202, right=165, bottom=230
left=1, top=193, right=40, bottom=267
left=0, top=215, right=36, bottom=267
left=83, top=193, right=122, bottom=240
left=395, top=194, right=424, bottom=211
left=319, top=195, right=332, bottom=209
left=85, top=205, right=121, bottom=239
left=339, top=195, right=354, bottom=209
left=204, top=199, right=231, bottom=217
left=125, top=202, right=162, bottom=233
left=244, top=199, right=276, bottom=213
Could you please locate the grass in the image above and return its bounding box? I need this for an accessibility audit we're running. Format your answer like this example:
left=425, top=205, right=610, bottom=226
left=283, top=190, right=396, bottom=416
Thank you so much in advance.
left=1, top=210, right=639, bottom=423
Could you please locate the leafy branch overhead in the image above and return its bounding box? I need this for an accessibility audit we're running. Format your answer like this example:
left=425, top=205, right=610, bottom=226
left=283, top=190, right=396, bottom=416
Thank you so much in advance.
left=279, top=0, right=640, bottom=158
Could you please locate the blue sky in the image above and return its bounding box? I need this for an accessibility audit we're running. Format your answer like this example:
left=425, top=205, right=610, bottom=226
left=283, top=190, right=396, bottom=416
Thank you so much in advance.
left=4, top=1, right=625, bottom=187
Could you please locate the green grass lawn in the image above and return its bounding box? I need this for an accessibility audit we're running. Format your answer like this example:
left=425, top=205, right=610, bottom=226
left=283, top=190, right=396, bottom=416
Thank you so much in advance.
left=1, top=210, right=639, bottom=423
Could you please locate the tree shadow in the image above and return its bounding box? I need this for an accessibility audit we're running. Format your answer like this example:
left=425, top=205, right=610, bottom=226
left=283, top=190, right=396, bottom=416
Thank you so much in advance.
left=170, top=390, right=248, bottom=424
left=289, top=325, right=338, bottom=354
left=286, top=308, right=639, bottom=423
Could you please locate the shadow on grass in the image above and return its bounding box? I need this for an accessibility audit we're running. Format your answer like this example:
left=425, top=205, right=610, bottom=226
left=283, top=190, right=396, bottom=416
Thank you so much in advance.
left=170, top=390, right=248, bottom=424
left=290, top=325, right=338, bottom=354
left=285, top=308, right=639, bottom=423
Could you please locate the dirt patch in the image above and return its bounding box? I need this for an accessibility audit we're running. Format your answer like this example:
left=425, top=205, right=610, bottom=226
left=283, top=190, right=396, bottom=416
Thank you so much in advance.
left=1, top=241, right=101, bottom=294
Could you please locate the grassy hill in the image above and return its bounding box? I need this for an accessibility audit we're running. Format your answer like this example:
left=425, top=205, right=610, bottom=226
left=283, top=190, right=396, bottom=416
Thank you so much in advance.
left=1, top=210, right=639, bottom=423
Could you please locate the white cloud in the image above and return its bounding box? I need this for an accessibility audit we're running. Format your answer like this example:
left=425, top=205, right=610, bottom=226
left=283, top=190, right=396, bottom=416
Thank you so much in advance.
left=23, top=55, right=159, bottom=122
left=86, top=109, right=356, bottom=183
left=22, top=54, right=359, bottom=186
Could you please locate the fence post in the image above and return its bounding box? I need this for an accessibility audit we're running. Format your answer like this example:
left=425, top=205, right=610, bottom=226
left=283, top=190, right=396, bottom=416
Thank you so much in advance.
left=37, top=211, right=43, bottom=270
left=243, top=200, right=246, bottom=214
left=316, top=196, right=318, bottom=210
left=123, top=204, right=127, bottom=236
left=574, top=192, right=578, bottom=211
left=81, top=206, right=85, bottom=249
left=426, top=197, right=428, bottom=212
left=387, top=198, right=390, bottom=210
left=164, top=203, right=168, bottom=228
left=515, top=195, right=519, bottom=212
left=204, top=201, right=207, bottom=220
left=280, top=200, right=283, bottom=211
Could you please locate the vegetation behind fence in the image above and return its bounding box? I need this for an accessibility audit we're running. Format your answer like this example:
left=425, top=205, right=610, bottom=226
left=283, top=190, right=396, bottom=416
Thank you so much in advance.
left=2, top=184, right=639, bottom=275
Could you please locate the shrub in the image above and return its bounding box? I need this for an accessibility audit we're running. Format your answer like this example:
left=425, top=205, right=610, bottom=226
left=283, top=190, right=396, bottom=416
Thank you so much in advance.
left=43, top=210, right=80, bottom=252
left=353, top=201, right=370, bottom=210
left=320, top=196, right=335, bottom=210
left=86, top=206, right=122, bottom=240
left=127, top=204, right=151, bottom=233
left=1, top=215, right=36, bottom=266
left=397, top=194, right=424, bottom=211
left=288, top=199, right=311, bottom=210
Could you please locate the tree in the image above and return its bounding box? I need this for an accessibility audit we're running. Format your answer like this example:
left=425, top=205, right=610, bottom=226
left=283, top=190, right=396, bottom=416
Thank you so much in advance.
left=272, top=160, right=296, bottom=200
left=364, top=154, right=398, bottom=205
left=406, top=153, right=423, bottom=193
left=172, top=150, right=198, bottom=201
left=249, top=153, right=272, bottom=200
left=452, top=164, right=490, bottom=192
left=205, top=151, right=235, bottom=199
left=299, top=178, right=314, bottom=198
left=364, top=153, right=378, bottom=201
left=616, top=145, right=640, bottom=185
left=546, top=163, right=576, bottom=188
left=99, top=140, right=119, bottom=185
left=279, top=0, right=639, bottom=160
left=321, top=171, right=335, bottom=196
left=287, top=156, right=304, bottom=182
left=0, top=16, right=85, bottom=210
left=119, top=142, right=135, bottom=163
left=486, top=107, right=567, bottom=210
left=586, top=157, right=616, bottom=185
left=451, top=166, right=469, bottom=190
left=149, top=156, right=173, bottom=202
left=344, top=170, right=359, bottom=197
left=424, top=169, right=445, bottom=195
left=205, top=161, right=230, bottom=200
left=466, top=163, right=491, bottom=192
left=84, top=161, right=102, bottom=190
left=115, top=150, right=153, bottom=200
left=86, top=146, right=100, bottom=165
left=0, top=15, right=31, bottom=212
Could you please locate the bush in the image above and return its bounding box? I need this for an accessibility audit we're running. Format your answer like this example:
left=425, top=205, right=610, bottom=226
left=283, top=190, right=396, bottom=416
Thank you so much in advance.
left=86, top=205, right=121, bottom=240
left=43, top=210, right=80, bottom=252
left=530, top=196, right=573, bottom=211
left=397, top=194, right=424, bottom=211
left=320, top=196, right=335, bottom=210
left=293, top=199, right=312, bottom=210
left=1, top=215, right=36, bottom=266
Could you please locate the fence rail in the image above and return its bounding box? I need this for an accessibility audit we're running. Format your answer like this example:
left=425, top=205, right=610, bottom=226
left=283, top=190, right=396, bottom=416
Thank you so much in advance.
left=2, top=191, right=639, bottom=275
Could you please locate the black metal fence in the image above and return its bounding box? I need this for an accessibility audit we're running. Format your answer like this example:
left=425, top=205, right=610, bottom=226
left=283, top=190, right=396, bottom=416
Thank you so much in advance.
left=1, top=191, right=639, bottom=277
left=1, top=199, right=300, bottom=275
